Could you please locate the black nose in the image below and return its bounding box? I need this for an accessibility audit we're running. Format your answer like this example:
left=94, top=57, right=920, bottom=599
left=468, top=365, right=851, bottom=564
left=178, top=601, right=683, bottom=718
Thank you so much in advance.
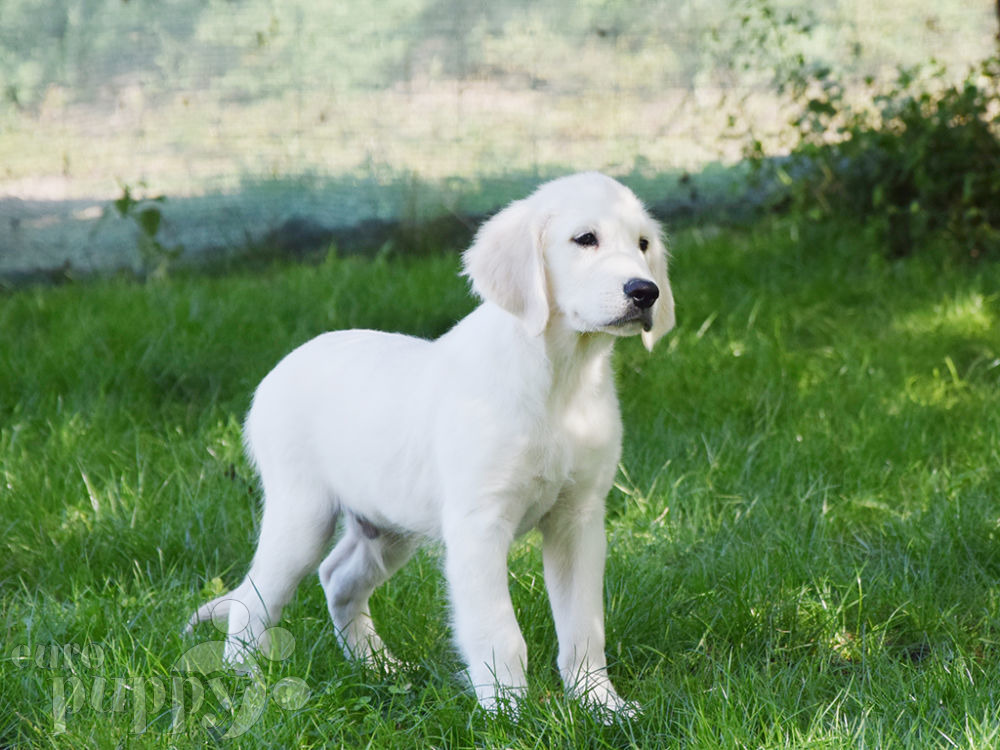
left=624, top=278, right=659, bottom=309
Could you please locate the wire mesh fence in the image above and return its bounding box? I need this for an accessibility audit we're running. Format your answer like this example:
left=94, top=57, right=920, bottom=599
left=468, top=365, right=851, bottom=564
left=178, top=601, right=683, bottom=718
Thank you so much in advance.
left=0, top=0, right=993, bottom=276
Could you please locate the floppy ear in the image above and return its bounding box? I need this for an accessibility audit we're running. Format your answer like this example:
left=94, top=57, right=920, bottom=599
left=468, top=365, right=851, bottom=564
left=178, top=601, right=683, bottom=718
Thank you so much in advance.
left=462, top=198, right=549, bottom=336
left=641, top=230, right=676, bottom=352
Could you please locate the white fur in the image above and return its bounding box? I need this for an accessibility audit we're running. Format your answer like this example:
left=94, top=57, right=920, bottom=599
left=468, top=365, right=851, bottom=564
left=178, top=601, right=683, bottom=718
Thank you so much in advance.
left=187, top=172, right=675, bottom=716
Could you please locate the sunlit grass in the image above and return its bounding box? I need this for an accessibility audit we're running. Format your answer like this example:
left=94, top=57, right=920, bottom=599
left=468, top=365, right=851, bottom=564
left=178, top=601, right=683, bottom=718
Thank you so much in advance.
left=896, top=291, right=997, bottom=337
left=2, top=217, right=1000, bottom=747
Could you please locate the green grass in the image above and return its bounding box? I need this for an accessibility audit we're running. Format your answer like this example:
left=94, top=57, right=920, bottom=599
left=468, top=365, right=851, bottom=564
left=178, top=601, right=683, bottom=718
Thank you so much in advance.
left=2, top=218, right=1000, bottom=748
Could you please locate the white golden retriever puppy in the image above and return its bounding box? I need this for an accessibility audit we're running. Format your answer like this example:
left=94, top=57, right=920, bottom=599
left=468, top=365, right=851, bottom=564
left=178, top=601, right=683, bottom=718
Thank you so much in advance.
left=187, top=172, right=675, bottom=716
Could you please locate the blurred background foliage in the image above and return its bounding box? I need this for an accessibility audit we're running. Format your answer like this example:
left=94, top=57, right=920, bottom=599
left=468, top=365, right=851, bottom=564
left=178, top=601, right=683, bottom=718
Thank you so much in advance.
left=0, top=0, right=995, bottom=276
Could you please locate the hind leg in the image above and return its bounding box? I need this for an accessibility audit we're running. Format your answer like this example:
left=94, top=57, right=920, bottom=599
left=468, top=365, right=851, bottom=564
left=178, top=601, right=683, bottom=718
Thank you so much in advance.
left=189, top=478, right=338, bottom=666
left=319, top=514, right=417, bottom=665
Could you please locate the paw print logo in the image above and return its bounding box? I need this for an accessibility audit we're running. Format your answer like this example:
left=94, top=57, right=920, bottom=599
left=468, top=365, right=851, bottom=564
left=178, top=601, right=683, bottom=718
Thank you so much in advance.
left=173, top=600, right=310, bottom=738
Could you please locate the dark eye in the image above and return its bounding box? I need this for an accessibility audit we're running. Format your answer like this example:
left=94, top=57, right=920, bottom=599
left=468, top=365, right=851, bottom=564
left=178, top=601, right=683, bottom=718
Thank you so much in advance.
left=639, top=237, right=649, bottom=253
left=572, top=232, right=599, bottom=247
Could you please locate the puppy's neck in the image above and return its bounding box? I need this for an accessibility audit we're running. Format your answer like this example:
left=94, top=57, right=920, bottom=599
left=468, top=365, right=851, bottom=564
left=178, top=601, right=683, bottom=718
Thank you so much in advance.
left=541, top=322, right=616, bottom=395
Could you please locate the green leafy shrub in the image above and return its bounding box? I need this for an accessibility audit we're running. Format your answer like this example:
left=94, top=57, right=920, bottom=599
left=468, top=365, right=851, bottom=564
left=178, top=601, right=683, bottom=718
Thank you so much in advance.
left=751, top=55, right=1000, bottom=259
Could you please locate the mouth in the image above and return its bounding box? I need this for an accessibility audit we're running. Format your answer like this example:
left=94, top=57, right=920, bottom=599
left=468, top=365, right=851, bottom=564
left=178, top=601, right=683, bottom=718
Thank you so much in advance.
left=606, top=307, right=653, bottom=333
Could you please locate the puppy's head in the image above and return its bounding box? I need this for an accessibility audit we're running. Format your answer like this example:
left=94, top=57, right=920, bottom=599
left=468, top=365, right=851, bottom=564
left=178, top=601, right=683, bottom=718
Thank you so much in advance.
left=462, top=172, right=675, bottom=350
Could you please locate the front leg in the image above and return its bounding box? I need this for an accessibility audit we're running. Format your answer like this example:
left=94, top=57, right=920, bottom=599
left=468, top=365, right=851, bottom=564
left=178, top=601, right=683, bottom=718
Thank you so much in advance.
left=443, top=516, right=527, bottom=713
left=539, top=492, right=634, bottom=717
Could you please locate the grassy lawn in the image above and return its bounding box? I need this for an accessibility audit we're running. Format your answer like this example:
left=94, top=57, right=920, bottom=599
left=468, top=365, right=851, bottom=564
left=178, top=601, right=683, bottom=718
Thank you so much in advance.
left=2, top=217, right=999, bottom=748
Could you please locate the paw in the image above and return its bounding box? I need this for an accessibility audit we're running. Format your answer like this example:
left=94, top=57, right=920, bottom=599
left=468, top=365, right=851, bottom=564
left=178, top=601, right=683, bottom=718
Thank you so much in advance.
left=340, top=632, right=403, bottom=674
left=477, top=685, right=527, bottom=720
left=573, top=680, right=641, bottom=724
left=586, top=694, right=642, bottom=724
left=221, top=639, right=262, bottom=675
left=461, top=669, right=527, bottom=719
left=360, top=646, right=404, bottom=675
left=221, top=625, right=295, bottom=675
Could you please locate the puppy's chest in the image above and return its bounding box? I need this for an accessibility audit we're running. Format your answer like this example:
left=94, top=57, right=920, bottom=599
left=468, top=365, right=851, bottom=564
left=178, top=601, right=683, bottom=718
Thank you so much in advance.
left=514, top=394, right=620, bottom=524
